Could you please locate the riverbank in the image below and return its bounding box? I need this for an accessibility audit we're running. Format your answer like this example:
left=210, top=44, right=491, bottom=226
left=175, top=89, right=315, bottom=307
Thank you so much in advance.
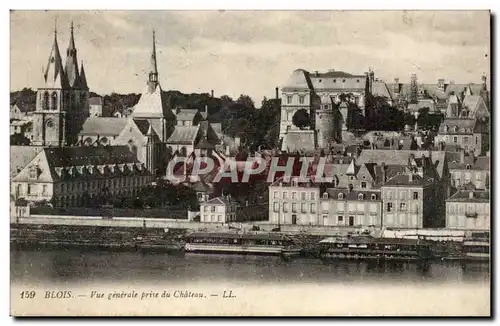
left=10, top=223, right=487, bottom=263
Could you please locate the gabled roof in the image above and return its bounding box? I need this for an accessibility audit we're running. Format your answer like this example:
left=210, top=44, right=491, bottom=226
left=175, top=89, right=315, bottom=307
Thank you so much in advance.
left=383, top=173, right=435, bottom=187
left=10, top=145, right=43, bottom=177
left=79, top=117, right=128, bottom=136
left=202, top=197, right=233, bottom=206
left=132, top=84, right=175, bottom=119
left=438, top=118, right=477, bottom=134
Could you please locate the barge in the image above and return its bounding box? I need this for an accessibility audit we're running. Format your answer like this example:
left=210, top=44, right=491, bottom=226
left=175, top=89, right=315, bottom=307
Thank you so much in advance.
left=462, top=232, right=490, bottom=262
left=184, top=232, right=302, bottom=258
left=317, top=236, right=433, bottom=261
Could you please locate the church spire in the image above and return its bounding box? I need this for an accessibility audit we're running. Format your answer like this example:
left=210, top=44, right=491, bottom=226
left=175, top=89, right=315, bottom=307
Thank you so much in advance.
left=79, top=61, right=88, bottom=89
left=65, top=20, right=80, bottom=88
left=43, top=21, right=67, bottom=88
left=148, top=29, right=159, bottom=93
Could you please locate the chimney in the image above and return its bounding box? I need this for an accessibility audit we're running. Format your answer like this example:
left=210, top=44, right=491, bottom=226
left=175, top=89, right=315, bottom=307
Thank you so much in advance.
left=459, top=149, right=465, bottom=164
left=211, top=90, right=214, bottom=98
left=381, top=162, right=386, bottom=183
left=275, top=87, right=279, bottom=100
left=469, top=191, right=474, bottom=199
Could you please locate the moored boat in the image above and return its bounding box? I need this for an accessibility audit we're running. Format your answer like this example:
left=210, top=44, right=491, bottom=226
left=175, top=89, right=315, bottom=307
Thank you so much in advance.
left=462, top=232, right=489, bottom=262
left=317, top=236, right=433, bottom=262
left=184, top=232, right=302, bottom=258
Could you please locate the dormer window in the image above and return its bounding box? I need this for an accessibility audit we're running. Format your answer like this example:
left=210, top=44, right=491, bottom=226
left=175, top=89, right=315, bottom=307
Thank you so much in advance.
left=358, top=193, right=364, bottom=200
left=29, top=166, right=38, bottom=179
left=338, top=193, right=344, bottom=200
left=371, top=194, right=377, bottom=200
left=323, top=192, right=328, bottom=199
left=466, top=164, right=471, bottom=170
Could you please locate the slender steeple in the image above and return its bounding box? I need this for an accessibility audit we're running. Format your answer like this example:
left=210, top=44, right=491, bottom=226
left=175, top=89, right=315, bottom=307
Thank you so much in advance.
left=44, top=21, right=67, bottom=88
left=79, top=61, right=88, bottom=89
left=65, top=20, right=80, bottom=87
left=148, top=29, right=159, bottom=93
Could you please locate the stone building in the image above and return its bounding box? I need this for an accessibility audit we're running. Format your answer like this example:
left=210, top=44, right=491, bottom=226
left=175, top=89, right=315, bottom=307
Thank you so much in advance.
left=32, top=22, right=89, bottom=146
left=11, top=146, right=154, bottom=206
left=200, top=197, right=237, bottom=223
left=446, top=190, right=490, bottom=230
left=436, top=118, right=489, bottom=157
left=319, top=187, right=382, bottom=227
left=449, top=154, right=490, bottom=190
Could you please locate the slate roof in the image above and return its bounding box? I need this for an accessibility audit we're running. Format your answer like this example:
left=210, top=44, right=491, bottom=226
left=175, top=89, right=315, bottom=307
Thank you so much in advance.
left=407, top=99, right=436, bottom=112
left=167, top=126, right=199, bottom=145
left=132, top=84, right=175, bottom=118
left=282, top=69, right=314, bottom=90
left=176, top=109, right=199, bottom=121
left=202, top=197, right=233, bottom=206
left=133, top=119, right=151, bottom=135
left=383, top=174, right=435, bottom=187
left=79, top=117, right=128, bottom=136
left=88, top=97, right=102, bottom=106
left=449, top=155, right=490, bottom=171
left=324, top=188, right=381, bottom=201
left=10, top=145, right=43, bottom=177
left=44, top=146, right=140, bottom=167
left=357, top=149, right=447, bottom=179
left=446, top=190, right=490, bottom=203
left=438, top=118, right=476, bottom=134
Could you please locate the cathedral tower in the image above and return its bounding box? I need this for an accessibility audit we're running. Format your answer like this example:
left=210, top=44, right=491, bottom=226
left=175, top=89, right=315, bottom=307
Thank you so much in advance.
left=32, top=22, right=89, bottom=147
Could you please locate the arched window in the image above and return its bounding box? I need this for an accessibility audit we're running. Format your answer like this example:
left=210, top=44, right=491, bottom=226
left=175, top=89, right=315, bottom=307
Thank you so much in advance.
left=338, top=193, right=344, bottom=200
left=100, top=137, right=108, bottom=146
left=466, top=164, right=471, bottom=170
left=43, top=92, right=50, bottom=110
left=371, top=194, right=377, bottom=200
left=46, top=119, right=54, bottom=128
left=51, top=92, right=58, bottom=110
left=358, top=193, right=364, bottom=200
left=322, top=192, right=328, bottom=199
left=84, top=137, right=93, bottom=146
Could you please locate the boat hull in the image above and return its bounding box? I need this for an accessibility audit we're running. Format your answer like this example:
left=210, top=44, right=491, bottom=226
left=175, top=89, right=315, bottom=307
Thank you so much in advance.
left=185, top=243, right=298, bottom=256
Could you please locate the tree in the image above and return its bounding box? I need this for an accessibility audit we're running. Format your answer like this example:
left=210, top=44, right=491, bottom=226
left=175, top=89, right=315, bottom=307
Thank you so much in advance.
left=10, top=133, right=30, bottom=145
left=236, top=94, right=255, bottom=110
left=292, top=109, right=311, bottom=130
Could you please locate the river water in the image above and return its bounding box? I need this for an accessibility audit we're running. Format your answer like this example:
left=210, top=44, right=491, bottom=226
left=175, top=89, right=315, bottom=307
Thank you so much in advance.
left=10, top=248, right=490, bottom=286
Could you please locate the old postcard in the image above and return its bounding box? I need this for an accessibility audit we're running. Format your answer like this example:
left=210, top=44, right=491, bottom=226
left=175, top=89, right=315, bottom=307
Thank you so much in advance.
left=9, top=10, right=491, bottom=316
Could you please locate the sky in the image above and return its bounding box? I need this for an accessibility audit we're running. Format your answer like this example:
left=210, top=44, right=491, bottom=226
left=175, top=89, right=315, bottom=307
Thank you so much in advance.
left=10, top=10, right=490, bottom=103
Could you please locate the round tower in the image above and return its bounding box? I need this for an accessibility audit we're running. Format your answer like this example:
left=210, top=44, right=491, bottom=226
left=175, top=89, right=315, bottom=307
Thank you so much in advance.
left=315, top=104, right=337, bottom=149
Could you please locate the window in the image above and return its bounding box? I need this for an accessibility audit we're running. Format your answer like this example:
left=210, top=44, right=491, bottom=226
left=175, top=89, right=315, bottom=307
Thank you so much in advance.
left=29, top=166, right=37, bottom=179
left=43, top=92, right=50, bottom=110
left=387, top=191, right=393, bottom=200
left=299, top=96, right=305, bottom=104
left=310, top=192, right=316, bottom=200
left=358, top=193, right=364, bottom=200
left=273, top=191, right=278, bottom=199
left=337, top=203, right=344, bottom=212
left=338, top=216, right=343, bottom=222
left=217, top=215, right=222, bottom=222
left=338, top=193, right=344, bottom=200
left=400, top=191, right=407, bottom=200
left=361, top=182, right=366, bottom=189
left=413, top=192, right=419, bottom=200
left=27, top=184, right=36, bottom=195
left=371, top=194, right=377, bottom=200
left=211, top=206, right=215, bottom=212
left=287, top=96, right=292, bottom=104
left=210, top=215, right=215, bottom=221
left=464, top=137, right=469, bottom=144
left=273, top=202, right=279, bottom=212
left=387, top=202, right=393, bottom=212
left=301, top=203, right=306, bottom=213
left=283, top=203, right=288, bottom=213
left=204, top=206, right=208, bottom=212
left=292, top=192, right=297, bottom=199
left=292, top=203, right=297, bottom=213
left=466, top=164, right=471, bottom=170
left=453, top=136, right=458, bottom=143
left=51, top=92, right=58, bottom=110
left=42, top=185, right=47, bottom=195
left=323, top=192, right=328, bottom=199
left=310, top=203, right=316, bottom=213
left=301, top=192, right=306, bottom=200
left=476, top=173, right=482, bottom=181
left=283, top=192, right=288, bottom=199
left=476, top=137, right=478, bottom=145
left=400, top=202, right=407, bottom=211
